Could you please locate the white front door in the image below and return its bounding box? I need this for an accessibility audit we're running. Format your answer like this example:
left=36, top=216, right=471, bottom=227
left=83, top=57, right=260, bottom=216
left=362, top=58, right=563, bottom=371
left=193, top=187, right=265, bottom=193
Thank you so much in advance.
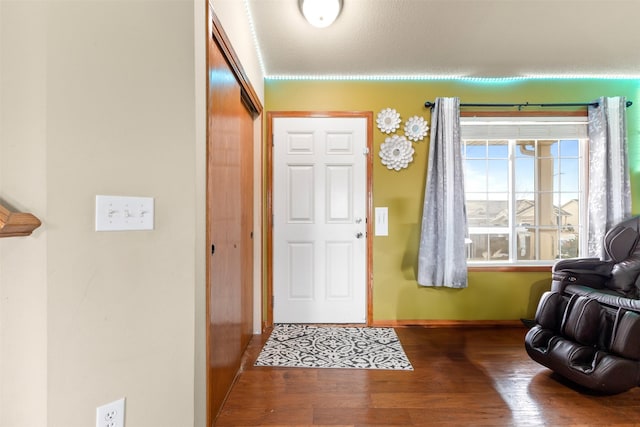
left=273, top=116, right=368, bottom=323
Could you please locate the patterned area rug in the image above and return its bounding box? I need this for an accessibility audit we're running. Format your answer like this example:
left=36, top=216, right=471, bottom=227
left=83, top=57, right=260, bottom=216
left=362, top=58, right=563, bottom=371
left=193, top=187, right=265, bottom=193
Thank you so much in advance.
left=254, top=324, right=413, bottom=370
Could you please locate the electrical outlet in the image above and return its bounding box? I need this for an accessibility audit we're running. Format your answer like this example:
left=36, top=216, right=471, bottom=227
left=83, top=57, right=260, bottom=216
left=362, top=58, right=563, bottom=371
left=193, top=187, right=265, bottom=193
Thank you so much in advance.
left=96, top=398, right=125, bottom=427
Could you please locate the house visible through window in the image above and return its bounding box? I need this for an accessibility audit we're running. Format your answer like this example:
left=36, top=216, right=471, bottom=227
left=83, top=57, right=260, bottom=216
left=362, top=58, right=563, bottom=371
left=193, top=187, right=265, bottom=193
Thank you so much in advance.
left=461, top=115, right=588, bottom=265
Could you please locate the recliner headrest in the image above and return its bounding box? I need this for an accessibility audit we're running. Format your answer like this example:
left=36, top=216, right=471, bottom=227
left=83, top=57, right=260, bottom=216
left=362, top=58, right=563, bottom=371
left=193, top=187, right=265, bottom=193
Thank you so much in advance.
left=604, top=225, right=640, bottom=262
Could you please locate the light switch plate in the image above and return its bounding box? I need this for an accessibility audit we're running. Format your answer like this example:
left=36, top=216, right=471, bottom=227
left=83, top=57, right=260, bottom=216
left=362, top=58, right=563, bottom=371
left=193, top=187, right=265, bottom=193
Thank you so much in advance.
left=95, top=195, right=154, bottom=231
left=375, top=207, right=388, bottom=236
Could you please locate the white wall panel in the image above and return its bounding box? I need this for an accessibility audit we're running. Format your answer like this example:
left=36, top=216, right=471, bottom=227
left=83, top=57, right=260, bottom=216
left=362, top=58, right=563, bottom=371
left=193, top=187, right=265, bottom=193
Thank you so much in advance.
left=288, top=242, right=314, bottom=299
left=326, top=242, right=352, bottom=299
left=288, top=132, right=314, bottom=154
left=326, top=132, right=353, bottom=154
left=326, top=165, right=352, bottom=222
left=288, top=165, right=314, bottom=222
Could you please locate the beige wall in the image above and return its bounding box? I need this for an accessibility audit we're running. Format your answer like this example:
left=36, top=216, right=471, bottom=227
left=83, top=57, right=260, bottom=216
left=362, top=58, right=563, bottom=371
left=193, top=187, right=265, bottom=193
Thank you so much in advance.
left=193, top=2, right=208, bottom=426
left=0, top=3, right=48, bottom=426
left=1, top=1, right=205, bottom=426
left=1, top=0, right=264, bottom=425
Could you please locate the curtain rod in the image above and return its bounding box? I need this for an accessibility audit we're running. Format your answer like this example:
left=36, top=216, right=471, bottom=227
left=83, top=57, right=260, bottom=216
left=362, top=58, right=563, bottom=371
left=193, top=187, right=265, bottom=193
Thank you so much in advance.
left=423, top=101, right=633, bottom=109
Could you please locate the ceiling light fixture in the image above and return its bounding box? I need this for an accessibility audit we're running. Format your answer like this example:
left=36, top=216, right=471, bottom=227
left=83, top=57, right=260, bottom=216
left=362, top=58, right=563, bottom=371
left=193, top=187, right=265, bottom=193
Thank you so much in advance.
left=300, top=0, right=342, bottom=28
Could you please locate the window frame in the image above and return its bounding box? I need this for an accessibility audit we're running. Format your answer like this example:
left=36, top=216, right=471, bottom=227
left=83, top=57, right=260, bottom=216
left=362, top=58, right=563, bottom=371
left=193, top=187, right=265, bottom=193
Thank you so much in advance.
left=460, top=111, right=589, bottom=268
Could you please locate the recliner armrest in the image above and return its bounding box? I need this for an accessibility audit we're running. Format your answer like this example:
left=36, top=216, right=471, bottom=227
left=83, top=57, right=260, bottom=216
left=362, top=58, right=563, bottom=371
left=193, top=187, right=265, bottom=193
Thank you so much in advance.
left=553, top=258, right=614, bottom=275
left=552, top=259, right=614, bottom=294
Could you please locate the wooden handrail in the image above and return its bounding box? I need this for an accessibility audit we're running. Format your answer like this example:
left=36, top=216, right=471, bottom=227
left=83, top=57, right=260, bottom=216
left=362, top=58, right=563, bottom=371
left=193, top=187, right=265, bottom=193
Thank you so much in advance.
left=0, top=203, right=41, bottom=237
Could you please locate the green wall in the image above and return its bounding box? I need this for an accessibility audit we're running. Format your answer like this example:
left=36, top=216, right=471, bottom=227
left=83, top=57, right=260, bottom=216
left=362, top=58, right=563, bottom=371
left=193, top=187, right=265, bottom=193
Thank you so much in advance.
left=265, top=79, right=640, bottom=322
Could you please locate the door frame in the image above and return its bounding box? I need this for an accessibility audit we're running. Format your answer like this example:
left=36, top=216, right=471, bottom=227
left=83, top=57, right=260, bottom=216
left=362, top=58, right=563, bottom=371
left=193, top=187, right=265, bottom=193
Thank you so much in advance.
left=266, top=111, right=374, bottom=329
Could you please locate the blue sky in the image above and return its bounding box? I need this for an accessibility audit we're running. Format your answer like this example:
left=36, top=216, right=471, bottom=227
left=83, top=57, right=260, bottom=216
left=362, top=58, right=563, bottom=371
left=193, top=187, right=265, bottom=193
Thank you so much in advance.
left=464, top=139, right=581, bottom=207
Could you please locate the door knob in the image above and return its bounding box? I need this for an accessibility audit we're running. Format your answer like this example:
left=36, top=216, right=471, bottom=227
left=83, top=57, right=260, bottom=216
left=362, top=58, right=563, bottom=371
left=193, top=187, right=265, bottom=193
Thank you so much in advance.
left=356, top=232, right=363, bottom=239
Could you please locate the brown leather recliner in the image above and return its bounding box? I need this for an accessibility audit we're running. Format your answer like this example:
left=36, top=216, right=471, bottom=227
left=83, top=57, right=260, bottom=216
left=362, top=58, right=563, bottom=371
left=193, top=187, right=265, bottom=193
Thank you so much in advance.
left=525, top=216, right=640, bottom=394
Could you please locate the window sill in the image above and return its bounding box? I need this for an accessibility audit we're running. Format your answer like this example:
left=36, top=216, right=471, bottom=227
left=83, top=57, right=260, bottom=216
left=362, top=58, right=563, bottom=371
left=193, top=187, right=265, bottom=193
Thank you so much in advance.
left=468, top=265, right=552, bottom=273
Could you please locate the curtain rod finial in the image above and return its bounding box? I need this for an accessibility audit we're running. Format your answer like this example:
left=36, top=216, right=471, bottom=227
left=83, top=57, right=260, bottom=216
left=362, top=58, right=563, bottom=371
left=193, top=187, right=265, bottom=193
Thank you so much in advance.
left=424, top=101, right=435, bottom=109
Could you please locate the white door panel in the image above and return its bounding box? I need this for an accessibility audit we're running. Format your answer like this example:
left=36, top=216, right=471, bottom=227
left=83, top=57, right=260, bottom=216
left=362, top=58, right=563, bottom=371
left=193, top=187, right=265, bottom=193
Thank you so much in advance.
left=273, top=117, right=367, bottom=323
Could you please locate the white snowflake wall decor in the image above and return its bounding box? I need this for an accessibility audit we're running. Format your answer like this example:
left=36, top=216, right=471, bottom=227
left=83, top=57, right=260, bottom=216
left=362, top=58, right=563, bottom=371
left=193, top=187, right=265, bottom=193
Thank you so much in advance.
left=376, top=108, right=401, bottom=134
left=404, top=115, right=429, bottom=141
left=379, top=134, right=415, bottom=171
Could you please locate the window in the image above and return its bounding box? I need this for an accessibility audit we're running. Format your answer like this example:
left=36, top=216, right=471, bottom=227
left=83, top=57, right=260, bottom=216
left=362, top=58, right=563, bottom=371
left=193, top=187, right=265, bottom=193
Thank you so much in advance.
left=461, top=116, right=588, bottom=265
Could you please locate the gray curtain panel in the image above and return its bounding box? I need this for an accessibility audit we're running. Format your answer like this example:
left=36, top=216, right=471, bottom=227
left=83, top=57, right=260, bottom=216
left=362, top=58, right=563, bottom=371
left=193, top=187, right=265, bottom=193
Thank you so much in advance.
left=417, top=97, right=468, bottom=288
left=587, top=96, right=632, bottom=258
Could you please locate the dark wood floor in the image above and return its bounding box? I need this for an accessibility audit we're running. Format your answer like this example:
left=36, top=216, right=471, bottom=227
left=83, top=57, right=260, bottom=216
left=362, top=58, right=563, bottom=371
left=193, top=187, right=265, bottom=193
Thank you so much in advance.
left=215, top=326, right=640, bottom=426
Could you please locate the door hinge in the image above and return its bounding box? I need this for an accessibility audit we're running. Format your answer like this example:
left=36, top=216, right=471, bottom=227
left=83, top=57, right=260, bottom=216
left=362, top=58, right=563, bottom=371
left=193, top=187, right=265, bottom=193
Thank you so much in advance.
left=363, top=147, right=370, bottom=155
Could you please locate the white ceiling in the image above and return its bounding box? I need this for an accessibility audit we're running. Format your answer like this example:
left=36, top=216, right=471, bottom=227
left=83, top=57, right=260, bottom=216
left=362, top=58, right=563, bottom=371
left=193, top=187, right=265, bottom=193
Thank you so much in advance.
left=246, top=0, right=640, bottom=78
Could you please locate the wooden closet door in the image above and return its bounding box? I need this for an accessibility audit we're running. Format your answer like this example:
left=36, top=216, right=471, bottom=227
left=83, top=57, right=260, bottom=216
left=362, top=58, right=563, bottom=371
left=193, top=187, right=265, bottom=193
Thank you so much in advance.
left=206, top=19, right=256, bottom=424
